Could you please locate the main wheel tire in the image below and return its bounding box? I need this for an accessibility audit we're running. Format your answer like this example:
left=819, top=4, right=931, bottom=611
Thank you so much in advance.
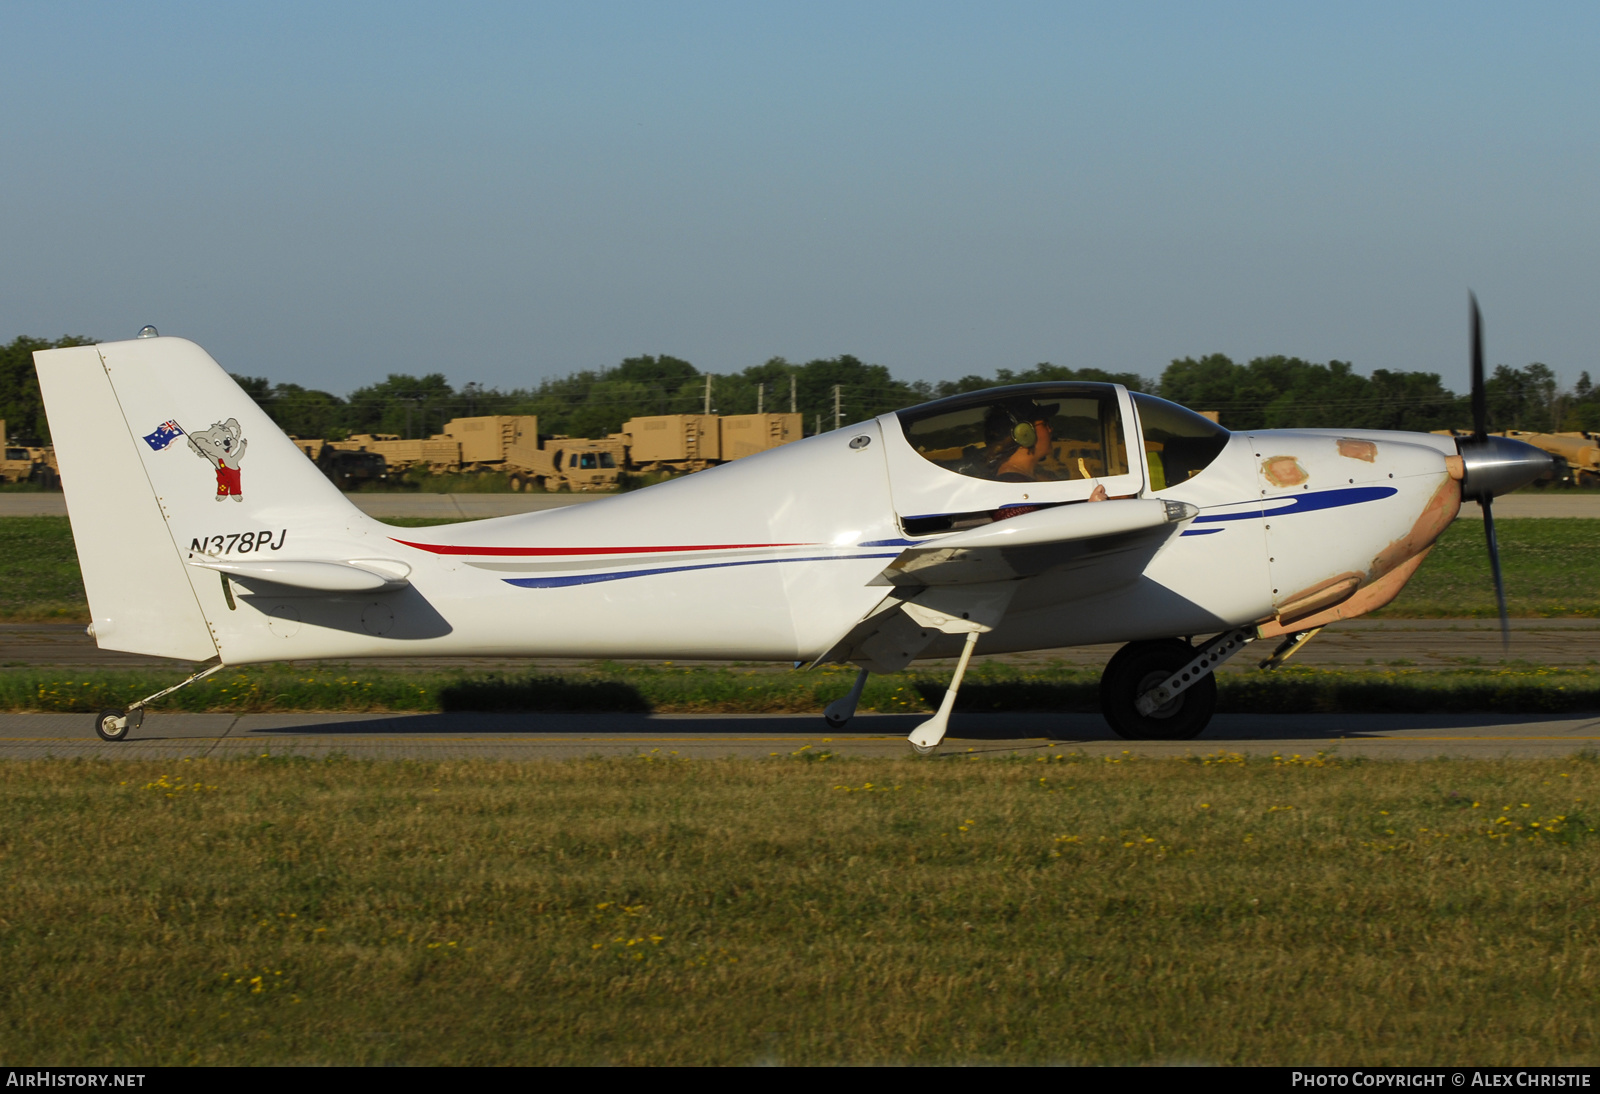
left=1099, top=639, right=1217, bottom=741
left=95, top=708, right=130, bottom=742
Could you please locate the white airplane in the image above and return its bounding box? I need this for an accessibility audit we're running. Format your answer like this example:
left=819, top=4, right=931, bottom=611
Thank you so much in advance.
left=33, top=303, right=1551, bottom=750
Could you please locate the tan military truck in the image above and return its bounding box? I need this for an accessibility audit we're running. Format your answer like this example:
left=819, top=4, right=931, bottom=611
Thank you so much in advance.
left=439, top=415, right=540, bottom=469
left=620, top=414, right=721, bottom=473
left=0, top=444, right=38, bottom=485
left=332, top=434, right=462, bottom=473
left=433, top=414, right=621, bottom=491
left=1535, top=432, right=1600, bottom=487
left=718, top=412, right=803, bottom=461
left=0, top=420, right=58, bottom=486
left=505, top=435, right=628, bottom=492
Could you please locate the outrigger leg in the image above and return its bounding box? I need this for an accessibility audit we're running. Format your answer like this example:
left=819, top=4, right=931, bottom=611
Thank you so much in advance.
left=1258, top=626, right=1324, bottom=671
left=907, top=630, right=981, bottom=756
left=824, top=667, right=870, bottom=729
left=94, top=661, right=226, bottom=742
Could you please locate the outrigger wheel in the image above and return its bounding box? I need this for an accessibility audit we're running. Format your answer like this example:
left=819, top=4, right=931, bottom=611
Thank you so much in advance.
left=1099, top=639, right=1218, bottom=741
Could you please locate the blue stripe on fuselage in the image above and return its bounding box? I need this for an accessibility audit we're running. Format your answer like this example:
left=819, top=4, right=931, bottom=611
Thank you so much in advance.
left=1192, top=485, right=1397, bottom=524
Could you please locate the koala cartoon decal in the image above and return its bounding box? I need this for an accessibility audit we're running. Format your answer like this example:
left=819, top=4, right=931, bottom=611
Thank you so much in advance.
left=186, top=419, right=248, bottom=502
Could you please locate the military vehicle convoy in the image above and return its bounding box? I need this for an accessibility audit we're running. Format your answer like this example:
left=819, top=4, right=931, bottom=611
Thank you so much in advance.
left=297, top=411, right=804, bottom=492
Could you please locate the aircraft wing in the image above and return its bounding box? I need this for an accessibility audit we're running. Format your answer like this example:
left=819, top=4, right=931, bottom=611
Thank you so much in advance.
left=820, top=499, right=1196, bottom=671
left=875, top=497, right=1196, bottom=587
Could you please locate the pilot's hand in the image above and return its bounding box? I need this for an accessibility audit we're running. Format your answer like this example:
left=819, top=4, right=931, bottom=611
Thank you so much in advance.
left=1089, top=484, right=1108, bottom=502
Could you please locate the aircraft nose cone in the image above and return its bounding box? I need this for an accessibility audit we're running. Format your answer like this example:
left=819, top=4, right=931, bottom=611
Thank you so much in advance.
left=1458, top=434, right=1557, bottom=499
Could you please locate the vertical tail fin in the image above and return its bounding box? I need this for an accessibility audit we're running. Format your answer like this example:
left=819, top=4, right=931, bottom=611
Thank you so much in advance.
left=34, top=336, right=364, bottom=659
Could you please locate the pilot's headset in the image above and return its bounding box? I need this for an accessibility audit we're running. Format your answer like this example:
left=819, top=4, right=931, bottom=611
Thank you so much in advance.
left=1001, top=406, right=1038, bottom=449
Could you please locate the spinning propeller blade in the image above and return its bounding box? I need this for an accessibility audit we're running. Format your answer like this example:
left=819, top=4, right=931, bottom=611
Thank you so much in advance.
left=1470, top=292, right=1487, bottom=442
left=1481, top=494, right=1510, bottom=648
left=1468, top=294, right=1510, bottom=647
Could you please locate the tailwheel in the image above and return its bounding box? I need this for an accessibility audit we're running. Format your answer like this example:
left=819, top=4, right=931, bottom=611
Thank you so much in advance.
left=87, top=663, right=220, bottom=742
left=1099, top=639, right=1217, bottom=741
left=95, top=709, right=130, bottom=742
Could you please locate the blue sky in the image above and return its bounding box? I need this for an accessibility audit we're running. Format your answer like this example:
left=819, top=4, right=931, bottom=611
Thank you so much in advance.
left=2, top=1, right=1596, bottom=392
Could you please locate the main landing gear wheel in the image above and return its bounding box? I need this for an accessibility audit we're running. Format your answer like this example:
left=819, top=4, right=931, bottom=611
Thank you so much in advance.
left=95, top=709, right=130, bottom=742
left=825, top=712, right=850, bottom=729
left=1099, top=639, right=1217, bottom=741
left=910, top=741, right=938, bottom=756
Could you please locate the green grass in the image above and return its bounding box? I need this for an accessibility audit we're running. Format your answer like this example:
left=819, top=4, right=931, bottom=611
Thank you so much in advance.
left=0, top=517, right=100, bottom=621
left=3, top=516, right=1593, bottom=623
left=1, top=753, right=1596, bottom=1065
left=4, top=661, right=1598, bottom=715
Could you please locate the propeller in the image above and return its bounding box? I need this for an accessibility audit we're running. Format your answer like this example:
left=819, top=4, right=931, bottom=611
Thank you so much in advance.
left=1459, top=295, right=1552, bottom=648
left=1469, top=295, right=1508, bottom=647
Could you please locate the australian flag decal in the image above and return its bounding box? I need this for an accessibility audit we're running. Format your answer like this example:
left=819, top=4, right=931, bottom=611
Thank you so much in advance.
left=143, top=420, right=185, bottom=451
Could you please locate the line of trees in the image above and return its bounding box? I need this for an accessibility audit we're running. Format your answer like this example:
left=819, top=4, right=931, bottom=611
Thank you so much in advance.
left=3, top=334, right=1597, bottom=446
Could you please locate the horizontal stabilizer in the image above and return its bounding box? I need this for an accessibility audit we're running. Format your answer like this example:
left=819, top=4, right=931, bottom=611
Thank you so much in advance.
left=188, top=557, right=411, bottom=592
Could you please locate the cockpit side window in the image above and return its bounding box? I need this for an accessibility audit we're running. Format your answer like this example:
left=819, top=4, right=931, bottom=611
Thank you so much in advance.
left=1132, top=393, right=1230, bottom=489
left=899, top=390, right=1129, bottom=484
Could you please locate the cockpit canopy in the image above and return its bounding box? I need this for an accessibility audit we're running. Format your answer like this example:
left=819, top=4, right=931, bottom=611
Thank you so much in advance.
left=894, top=382, right=1231, bottom=491
left=897, top=383, right=1131, bottom=485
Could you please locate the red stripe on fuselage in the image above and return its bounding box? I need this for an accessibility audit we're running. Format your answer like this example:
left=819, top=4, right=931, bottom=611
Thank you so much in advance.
left=390, top=538, right=810, bottom=557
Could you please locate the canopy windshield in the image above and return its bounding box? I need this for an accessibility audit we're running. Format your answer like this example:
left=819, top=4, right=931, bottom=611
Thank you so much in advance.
left=1132, top=393, right=1230, bottom=489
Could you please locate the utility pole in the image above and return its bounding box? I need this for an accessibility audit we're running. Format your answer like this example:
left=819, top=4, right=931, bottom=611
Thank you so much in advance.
left=757, top=383, right=764, bottom=415
left=832, top=385, right=842, bottom=432
left=789, top=374, right=797, bottom=413
left=704, top=374, right=712, bottom=415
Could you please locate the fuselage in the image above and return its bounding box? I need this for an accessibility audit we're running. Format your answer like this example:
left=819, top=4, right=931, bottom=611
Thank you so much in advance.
left=217, top=384, right=1461, bottom=665
left=37, top=339, right=1552, bottom=673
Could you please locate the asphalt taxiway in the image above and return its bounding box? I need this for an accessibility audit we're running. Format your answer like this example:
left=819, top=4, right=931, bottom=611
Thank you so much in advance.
left=3, top=709, right=1597, bottom=761
left=2, top=617, right=1596, bottom=672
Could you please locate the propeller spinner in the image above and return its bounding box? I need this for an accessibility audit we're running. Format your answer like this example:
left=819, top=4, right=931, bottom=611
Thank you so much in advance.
left=1455, top=295, right=1557, bottom=645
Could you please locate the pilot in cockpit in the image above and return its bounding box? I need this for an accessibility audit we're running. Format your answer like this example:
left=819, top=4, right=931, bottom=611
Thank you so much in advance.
left=986, top=397, right=1110, bottom=499
left=984, top=398, right=1057, bottom=482
left=919, top=390, right=1112, bottom=499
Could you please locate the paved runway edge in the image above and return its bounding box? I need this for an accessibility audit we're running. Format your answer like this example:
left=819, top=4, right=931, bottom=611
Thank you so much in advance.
left=2, top=710, right=1597, bottom=760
